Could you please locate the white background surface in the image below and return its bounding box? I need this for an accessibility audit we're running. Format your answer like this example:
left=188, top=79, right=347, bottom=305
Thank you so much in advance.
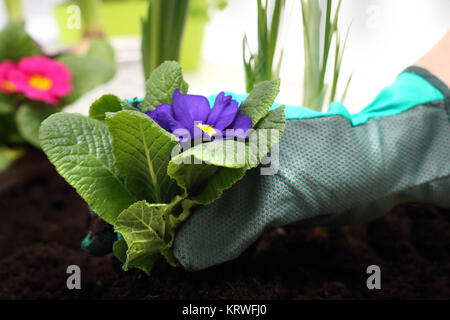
left=0, top=0, right=449, bottom=114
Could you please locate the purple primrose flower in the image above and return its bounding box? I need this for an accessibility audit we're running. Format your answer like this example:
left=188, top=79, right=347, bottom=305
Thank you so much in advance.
left=146, top=89, right=252, bottom=141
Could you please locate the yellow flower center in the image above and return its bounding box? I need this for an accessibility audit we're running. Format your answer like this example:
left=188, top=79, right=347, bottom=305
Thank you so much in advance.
left=196, top=123, right=215, bottom=136
left=29, top=75, right=52, bottom=91
left=2, top=80, right=16, bottom=93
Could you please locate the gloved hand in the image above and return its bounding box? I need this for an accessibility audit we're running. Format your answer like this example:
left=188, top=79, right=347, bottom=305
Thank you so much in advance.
left=172, top=66, right=450, bottom=271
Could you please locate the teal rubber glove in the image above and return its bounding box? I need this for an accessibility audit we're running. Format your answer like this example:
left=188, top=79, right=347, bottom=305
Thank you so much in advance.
left=173, top=66, right=450, bottom=271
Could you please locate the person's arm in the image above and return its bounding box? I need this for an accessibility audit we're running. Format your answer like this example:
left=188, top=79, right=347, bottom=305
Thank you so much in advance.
left=415, top=30, right=450, bottom=87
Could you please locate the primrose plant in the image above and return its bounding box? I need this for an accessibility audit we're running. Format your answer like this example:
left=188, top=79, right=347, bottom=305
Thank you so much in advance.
left=0, top=22, right=116, bottom=171
left=39, top=61, right=285, bottom=275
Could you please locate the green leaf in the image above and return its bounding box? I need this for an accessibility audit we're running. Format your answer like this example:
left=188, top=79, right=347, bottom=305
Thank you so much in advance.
left=167, top=140, right=249, bottom=205
left=167, top=162, right=218, bottom=194
left=239, top=79, right=280, bottom=126
left=142, top=61, right=188, bottom=112
left=0, top=147, right=23, bottom=172
left=0, top=22, right=40, bottom=61
left=0, top=95, right=15, bottom=114
left=168, top=139, right=249, bottom=204
left=191, top=167, right=247, bottom=205
left=106, top=110, right=180, bottom=203
left=254, top=105, right=286, bottom=130
left=246, top=106, right=286, bottom=169
left=170, top=139, right=248, bottom=170
left=89, top=94, right=130, bottom=120
left=114, top=198, right=192, bottom=275
left=112, top=237, right=128, bottom=264
left=39, top=113, right=136, bottom=224
left=86, top=38, right=115, bottom=63
left=0, top=112, right=20, bottom=145
left=57, top=49, right=116, bottom=106
left=15, top=104, right=56, bottom=148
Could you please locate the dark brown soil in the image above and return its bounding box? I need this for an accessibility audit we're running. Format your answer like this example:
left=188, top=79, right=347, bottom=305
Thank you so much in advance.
left=0, top=151, right=449, bottom=300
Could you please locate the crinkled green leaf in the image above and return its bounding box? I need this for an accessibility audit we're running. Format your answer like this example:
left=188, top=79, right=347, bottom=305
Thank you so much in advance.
left=246, top=105, right=286, bottom=169
left=0, top=22, right=40, bottom=61
left=167, top=162, right=218, bottom=194
left=114, top=198, right=192, bottom=275
left=106, top=110, right=180, bottom=203
left=142, top=61, right=188, bottom=112
left=112, top=237, right=127, bottom=264
left=170, top=139, right=248, bottom=169
left=167, top=154, right=247, bottom=205
left=89, top=94, right=131, bottom=121
left=15, top=104, right=56, bottom=148
left=39, top=113, right=136, bottom=224
left=239, top=79, right=280, bottom=126
left=191, top=167, right=247, bottom=205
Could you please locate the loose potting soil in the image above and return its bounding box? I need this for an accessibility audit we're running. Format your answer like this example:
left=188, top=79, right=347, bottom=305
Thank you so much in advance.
left=0, top=151, right=448, bottom=299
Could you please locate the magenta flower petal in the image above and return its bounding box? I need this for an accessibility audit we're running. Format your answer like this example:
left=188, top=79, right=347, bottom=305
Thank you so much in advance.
left=0, top=60, right=19, bottom=94
left=12, top=56, right=73, bottom=105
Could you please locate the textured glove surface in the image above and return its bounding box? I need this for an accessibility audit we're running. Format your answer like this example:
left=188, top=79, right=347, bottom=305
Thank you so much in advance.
left=174, top=67, right=450, bottom=271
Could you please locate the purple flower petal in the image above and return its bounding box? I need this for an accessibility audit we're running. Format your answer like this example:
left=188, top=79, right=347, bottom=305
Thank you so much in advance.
left=172, top=88, right=194, bottom=129
left=207, top=92, right=231, bottom=126
left=145, top=89, right=254, bottom=144
left=146, top=104, right=182, bottom=132
left=184, top=94, right=211, bottom=123
left=227, top=114, right=252, bottom=138
left=213, top=99, right=240, bottom=131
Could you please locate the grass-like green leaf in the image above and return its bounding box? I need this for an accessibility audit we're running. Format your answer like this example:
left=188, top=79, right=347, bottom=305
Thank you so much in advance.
left=301, top=0, right=351, bottom=111
left=142, top=61, right=188, bottom=112
left=141, top=0, right=190, bottom=80
left=239, top=78, right=280, bottom=126
left=243, top=0, right=285, bottom=92
left=39, top=113, right=136, bottom=224
left=106, top=110, right=180, bottom=203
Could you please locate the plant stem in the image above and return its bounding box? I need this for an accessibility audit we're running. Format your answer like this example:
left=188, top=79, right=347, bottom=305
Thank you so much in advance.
left=4, top=0, right=23, bottom=22
left=78, top=0, right=104, bottom=38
